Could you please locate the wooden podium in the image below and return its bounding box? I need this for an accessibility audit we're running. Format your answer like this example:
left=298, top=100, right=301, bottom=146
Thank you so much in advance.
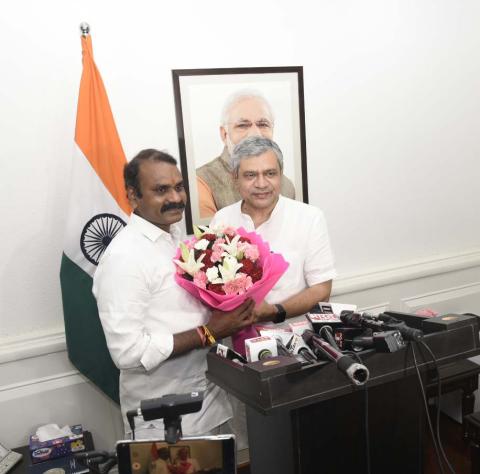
left=207, top=313, right=480, bottom=474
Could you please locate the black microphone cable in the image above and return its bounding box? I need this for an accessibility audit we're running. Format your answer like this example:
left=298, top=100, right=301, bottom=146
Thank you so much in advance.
left=410, top=343, right=447, bottom=474
left=344, top=350, right=371, bottom=474
left=419, top=340, right=456, bottom=474
left=73, top=451, right=117, bottom=474
left=126, top=409, right=138, bottom=439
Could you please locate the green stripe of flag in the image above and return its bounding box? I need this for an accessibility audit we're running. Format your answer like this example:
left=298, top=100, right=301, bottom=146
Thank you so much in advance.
left=60, top=253, right=119, bottom=403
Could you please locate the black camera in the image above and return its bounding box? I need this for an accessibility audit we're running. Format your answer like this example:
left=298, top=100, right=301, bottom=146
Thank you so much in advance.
left=127, top=392, right=204, bottom=444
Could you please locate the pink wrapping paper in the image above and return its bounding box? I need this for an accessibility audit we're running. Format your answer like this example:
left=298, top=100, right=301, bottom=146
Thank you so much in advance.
left=174, top=227, right=289, bottom=355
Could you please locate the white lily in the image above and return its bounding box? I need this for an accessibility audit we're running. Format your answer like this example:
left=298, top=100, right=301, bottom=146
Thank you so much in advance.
left=193, top=224, right=217, bottom=239
left=218, top=255, right=243, bottom=282
left=193, top=225, right=204, bottom=240
left=208, top=222, right=228, bottom=235
left=220, top=234, right=242, bottom=259
left=174, top=242, right=205, bottom=276
left=194, top=239, right=210, bottom=250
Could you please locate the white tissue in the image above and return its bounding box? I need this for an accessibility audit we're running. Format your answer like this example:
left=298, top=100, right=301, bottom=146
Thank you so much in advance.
left=36, top=424, right=73, bottom=442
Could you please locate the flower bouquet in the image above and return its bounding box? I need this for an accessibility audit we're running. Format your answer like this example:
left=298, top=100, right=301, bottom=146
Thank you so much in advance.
left=173, top=225, right=289, bottom=354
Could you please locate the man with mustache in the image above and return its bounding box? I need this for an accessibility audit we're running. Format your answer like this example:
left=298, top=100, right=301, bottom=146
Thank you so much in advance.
left=93, top=149, right=255, bottom=439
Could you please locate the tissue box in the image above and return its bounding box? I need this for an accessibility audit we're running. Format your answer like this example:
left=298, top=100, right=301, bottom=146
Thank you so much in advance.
left=29, top=425, right=85, bottom=463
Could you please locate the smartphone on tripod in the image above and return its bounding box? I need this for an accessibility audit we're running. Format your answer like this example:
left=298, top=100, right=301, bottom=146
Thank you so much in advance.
left=116, top=435, right=236, bottom=474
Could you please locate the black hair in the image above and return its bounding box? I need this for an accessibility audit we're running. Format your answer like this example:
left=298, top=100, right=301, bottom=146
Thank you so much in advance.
left=124, top=149, right=177, bottom=198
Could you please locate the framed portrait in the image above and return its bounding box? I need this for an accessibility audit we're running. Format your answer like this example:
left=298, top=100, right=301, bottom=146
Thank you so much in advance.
left=172, top=66, right=308, bottom=235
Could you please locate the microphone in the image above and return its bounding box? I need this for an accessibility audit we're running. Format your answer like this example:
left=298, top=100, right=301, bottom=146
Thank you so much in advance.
left=216, top=343, right=247, bottom=364
left=302, top=330, right=369, bottom=386
left=377, top=313, right=424, bottom=341
left=274, top=336, right=293, bottom=357
left=318, top=325, right=341, bottom=350
left=334, top=327, right=406, bottom=353
left=307, top=312, right=343, bottom=332
left=351, top=330, right=406, bottom=353
left=333, top=327, right=365, bottom=351
left=245, top=336, right=278, bottom=362
left=340, top=311, right=423, bottom=342
left=286, top=333, right=317, bottom=364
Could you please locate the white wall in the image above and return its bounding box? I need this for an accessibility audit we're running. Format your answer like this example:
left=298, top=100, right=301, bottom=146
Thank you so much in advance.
left=1, top=0, right=480, bottom=450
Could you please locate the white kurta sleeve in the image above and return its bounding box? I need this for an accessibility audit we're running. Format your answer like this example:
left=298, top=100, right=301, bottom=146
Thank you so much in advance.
left=93, top=250, right=174, bottom=372
left=304, top=209, right=337, bottom=286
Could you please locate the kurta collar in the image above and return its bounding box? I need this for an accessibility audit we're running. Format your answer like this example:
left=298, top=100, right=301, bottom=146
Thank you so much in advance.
left=129, top=213, right=181, bottom=242
left=240, top=195, right=284, bottom=227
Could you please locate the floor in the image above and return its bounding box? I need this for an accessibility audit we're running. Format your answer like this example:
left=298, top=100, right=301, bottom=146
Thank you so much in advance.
left=424, top=413, right=472, bottom=474
left=238, top=413, right=473, bottom=474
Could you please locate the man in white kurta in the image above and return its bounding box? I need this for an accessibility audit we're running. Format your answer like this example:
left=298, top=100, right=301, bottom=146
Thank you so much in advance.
left=209, top=136, right=336, bottom=451
left=211, top=195, right=335, bottom=312
left=93, top=149, right=254, bottom=437
left=210, top=137, right=336, bottom=325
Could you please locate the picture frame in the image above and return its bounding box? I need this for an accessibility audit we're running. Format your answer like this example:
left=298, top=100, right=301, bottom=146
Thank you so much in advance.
left=172, top=66, right=308, bottom=235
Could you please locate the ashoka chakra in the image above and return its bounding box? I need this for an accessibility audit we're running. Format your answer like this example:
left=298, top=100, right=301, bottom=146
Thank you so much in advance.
left=80, top=213, right=126, bottom=265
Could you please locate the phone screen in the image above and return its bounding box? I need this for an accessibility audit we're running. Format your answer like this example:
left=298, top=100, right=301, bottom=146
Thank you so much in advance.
left=116, top=436, right=236, bottom=474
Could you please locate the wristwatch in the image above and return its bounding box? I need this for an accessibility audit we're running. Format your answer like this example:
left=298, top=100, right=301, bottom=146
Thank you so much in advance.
left=273, top=304, right=287, bottom=324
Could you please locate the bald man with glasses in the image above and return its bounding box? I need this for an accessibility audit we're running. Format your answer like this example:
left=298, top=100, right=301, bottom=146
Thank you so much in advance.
left=196, top=90, right=296, bottom=218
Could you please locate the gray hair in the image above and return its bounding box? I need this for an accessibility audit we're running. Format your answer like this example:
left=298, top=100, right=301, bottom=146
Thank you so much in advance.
left=231, top=136, right=284, bottom=175
left=220, top=89, right=275, bottom=126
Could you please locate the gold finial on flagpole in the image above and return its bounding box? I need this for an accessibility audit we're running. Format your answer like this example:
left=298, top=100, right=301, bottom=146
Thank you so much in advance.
left=79, top=22, right=90, bottom=36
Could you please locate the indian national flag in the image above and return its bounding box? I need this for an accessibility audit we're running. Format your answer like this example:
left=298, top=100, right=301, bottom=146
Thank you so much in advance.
left=60, top=32, right=131, bottom=403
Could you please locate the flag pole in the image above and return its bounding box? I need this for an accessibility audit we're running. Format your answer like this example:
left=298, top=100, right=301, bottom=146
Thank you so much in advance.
left=79, top=22, right=90, bottom=37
